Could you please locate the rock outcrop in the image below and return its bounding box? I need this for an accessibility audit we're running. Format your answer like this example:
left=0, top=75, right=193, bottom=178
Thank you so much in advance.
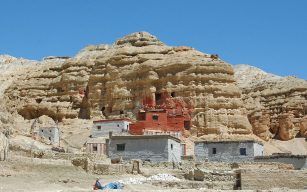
left=0, top=132, right=9, bottom=161
left=3, top=32, right=252, bottom=136
left=300, top=116, right=307, bottom=137
left=234, top=64, right=307, bottom=140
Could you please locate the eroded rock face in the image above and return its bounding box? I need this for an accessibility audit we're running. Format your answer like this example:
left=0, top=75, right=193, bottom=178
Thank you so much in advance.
left=278, top=112, right=297, bottom=140
left=4, top=32, right=252, bottom=135
left=234, top=64, right=307, bottom=140
left=249, top=110, right=272, bottom=141
left=300, top=116, right=307, bottom=137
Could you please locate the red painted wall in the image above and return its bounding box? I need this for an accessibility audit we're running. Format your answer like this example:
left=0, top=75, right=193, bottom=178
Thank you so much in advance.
left=129, top=91, right=193, bottom=135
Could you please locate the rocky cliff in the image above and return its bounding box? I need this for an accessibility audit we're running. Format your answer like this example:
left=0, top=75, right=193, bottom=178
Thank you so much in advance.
left=234, top=64, right=307, bottom=141
left=3, top=32, right=252, bottom=136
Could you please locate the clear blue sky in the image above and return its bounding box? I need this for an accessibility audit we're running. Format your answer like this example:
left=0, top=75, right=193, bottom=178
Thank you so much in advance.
left=1, top=0, right=306, bottom=79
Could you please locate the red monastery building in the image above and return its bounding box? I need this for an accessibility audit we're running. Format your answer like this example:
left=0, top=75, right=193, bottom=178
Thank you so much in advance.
left=129, top=92, right=194, bottom=135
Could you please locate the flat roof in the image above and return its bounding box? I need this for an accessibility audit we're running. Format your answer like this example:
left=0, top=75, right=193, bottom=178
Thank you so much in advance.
left=110, top=134, right=181, bottom=143
left=93, top=118, right=132, bottom=123
left=194, top=140, right=263, bottom=145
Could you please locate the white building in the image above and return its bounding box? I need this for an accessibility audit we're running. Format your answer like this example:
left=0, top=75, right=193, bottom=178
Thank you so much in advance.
left=195, top=140, right=264, bottom=162
left=107, top=134, right=182, bottom=162
left=37, top=127, right=60, bottom=145
left=92, top=119, right=131, bottom=138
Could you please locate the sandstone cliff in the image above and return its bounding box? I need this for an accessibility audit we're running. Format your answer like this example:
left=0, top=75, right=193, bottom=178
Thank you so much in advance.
left=3, top=32, right=252, bottom=136
left=234, top=64, right=307, bottom=141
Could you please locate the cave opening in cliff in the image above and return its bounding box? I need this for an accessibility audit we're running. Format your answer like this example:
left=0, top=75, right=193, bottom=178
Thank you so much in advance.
left=120, top=110, right=124, bottom=115
left=171, top=92, right=176, bottom=97
left=101, top=107, right=105, bottom=112
left=155, top=93, right=161, bottom=105
left=35, top=98, right=42, bottom=104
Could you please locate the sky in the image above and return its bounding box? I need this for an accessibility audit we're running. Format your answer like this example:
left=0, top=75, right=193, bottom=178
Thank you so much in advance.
left=0, top=0, right=306, bottom=79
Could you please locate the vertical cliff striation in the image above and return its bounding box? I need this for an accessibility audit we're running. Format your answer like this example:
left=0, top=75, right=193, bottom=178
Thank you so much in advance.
left=234, top=64, right=307, bottom=140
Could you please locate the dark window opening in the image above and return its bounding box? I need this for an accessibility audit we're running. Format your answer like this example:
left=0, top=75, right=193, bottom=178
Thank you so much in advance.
left=93, top=144, right=98, bottom=152
left=97, top=126, right=101, bottom=130
left=117, top=144, right=125, bottom=151
left=41, top=130, right=44, bottom=132
left=171, top=144, right=173, bottom=150
left=240, top=148, right=246, bottom=156
left=212, top=148, right=217, bottom=154
left=101, top=107, right=105, bottom=112
left=50, top=130, right=52, bottom=133
left=234, top=171, right=242, bottom=190
left=117, top=124, right=119, bottom=127
left=152, top=115, right=159, bottom=121
left=171, top=92, right=176, bottom=97
left=49, top=137, right=51, bottom=141
left=138, top=112, right=146, bottom=120
left=120, top=110, right=124, bottom=114
left=184, top=121, right=191, bottom=130
left=155, top=93, right=161, bottom=104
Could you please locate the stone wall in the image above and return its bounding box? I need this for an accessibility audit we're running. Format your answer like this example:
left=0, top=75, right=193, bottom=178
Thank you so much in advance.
left=255, top=155, right=307, bottom=170
left=93, top=163, right=129, bottom=175
left=241, top=169, right=307, bottom=190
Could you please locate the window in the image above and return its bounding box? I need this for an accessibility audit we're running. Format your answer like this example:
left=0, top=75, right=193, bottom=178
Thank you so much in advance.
left=97, top=126, right=101, bottom=130
left=93, top=144, right=98, bottom=152
left=49, top=137, right=51, bottom=141
left=138, top=112, right=146, bottom=120
left=41, top=130, right=44, bottom=132
left=240, top=148, right=246, bottom=156
left=117, top=144, right=125, bottom=151
left=171, top=92, right=176, bottom=97
left=152, top=115, right=159, bottom=121
left=212, top=148, right=217, bottom=154
left=117, top=124, right=119, bottom=127
left=171, top=144, right=173, bottom=150
left=120, top=110, right=124, bottom=114
left=184, top=121, right=191, bottom=130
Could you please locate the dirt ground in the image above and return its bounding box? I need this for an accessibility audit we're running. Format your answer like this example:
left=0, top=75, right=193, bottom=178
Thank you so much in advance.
left=1, top=155, right=307, bottom=192
left=0, top=158, right=165, bottom=192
